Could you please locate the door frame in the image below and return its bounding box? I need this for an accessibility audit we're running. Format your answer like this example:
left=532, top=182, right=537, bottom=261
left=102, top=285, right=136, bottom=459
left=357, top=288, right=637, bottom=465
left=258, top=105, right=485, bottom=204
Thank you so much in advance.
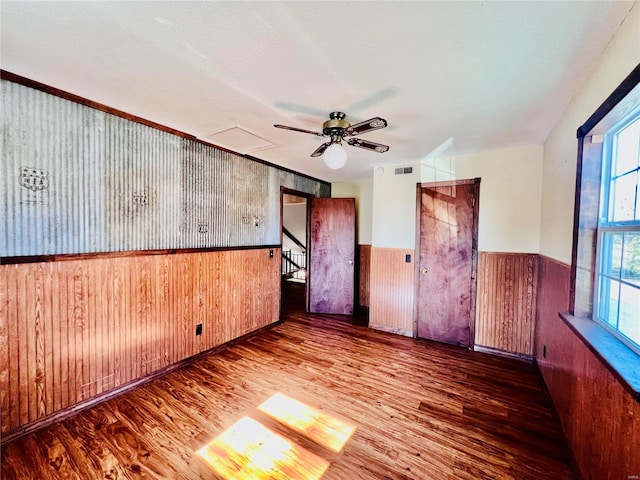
left=280, top=187, right=313, bottom=312
left=413, top=178, right=481, bottom=345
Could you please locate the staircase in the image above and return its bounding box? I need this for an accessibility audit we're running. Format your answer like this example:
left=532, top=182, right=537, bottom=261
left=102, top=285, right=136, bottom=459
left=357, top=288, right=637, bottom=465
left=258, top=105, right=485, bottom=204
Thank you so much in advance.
left=282, top=227, right=306, bottom=282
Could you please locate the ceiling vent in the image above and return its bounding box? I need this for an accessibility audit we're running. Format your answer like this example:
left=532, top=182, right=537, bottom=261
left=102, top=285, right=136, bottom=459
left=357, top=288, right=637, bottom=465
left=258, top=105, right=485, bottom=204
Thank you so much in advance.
left=394, top=166, right=413, bottom=175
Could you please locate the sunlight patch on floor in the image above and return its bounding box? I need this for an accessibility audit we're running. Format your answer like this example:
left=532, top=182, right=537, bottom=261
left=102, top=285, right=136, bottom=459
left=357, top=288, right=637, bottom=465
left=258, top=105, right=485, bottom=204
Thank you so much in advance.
left=196, top=393, right=355, bottom=479
left=258, top=392, right=355, bottom=453
left=196, top=416, right=329, bottom=480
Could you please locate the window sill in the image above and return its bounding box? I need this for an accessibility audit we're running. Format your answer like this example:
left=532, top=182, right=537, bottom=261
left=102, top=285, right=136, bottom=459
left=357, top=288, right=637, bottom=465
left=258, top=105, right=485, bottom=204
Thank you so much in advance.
left=559, top=312, right=640, bottom=403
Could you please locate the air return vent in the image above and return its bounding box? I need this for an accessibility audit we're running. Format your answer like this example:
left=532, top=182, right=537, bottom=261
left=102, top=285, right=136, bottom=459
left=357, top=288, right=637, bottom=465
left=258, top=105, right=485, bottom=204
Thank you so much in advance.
left=394, top=166, right=413, bottom=175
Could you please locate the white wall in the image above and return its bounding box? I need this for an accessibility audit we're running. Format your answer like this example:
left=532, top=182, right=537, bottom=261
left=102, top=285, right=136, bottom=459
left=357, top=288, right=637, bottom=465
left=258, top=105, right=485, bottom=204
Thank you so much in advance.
left=371, top=163, right=420, bottom=249
left=341, top=145, right=544, bottom=253
left=331, top=182, right=358, bottom=198
left=540, top=3, right=640, bottom=264
left=454, top=145, right=543, bottom=253
left=282, top=202, right=306, bottom=254
left=333, top=176, right=374, bottom=245
left=420, top=145, right=455, bottom=183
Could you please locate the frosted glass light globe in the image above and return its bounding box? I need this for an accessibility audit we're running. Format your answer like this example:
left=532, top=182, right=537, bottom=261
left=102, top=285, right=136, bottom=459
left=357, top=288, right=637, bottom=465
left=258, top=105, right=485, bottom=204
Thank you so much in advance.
left=323, top=143, right=347, bottom=169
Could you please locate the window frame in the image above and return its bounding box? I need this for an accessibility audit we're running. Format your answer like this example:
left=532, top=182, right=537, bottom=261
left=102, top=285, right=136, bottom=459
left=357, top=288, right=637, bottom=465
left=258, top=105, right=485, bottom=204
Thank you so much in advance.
left=592, top=109, right=640, bottom=355
left=567, top=65, right=640, bottom=401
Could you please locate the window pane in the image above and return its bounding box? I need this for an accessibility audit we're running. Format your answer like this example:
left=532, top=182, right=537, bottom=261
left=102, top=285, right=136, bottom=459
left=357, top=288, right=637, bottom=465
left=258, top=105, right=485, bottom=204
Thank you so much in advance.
left=611, top=171, right=638, bottom=221
left=601, top=232, right=623, bottom=278
left=621, top=231, right=640, bottom=285
left=614, top=118, right=640, bottom=176
left=598, top=276, right=620, bottom=328
left=595, top=110, right=640, bottom=353
left=618, top=283, right=640, bottom=345
left=636, top=172, right=640, bottom=221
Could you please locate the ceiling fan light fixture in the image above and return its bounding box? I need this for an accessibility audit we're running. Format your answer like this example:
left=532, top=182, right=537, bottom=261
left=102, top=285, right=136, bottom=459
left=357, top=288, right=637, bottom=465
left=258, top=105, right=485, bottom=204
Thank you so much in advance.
left=274, top=111, right=389, bottom=167
left=323, top=143, right=348, bottom=169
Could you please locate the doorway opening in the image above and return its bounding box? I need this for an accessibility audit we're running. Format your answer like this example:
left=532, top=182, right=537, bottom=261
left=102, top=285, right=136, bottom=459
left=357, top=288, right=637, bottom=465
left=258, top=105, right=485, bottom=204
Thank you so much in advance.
left=281, top=190, right=310, bottom=315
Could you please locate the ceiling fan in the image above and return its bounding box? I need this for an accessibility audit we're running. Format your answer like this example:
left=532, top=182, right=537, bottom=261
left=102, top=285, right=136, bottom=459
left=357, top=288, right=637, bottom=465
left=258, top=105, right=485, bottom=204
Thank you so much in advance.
left=274, top=111, right=390, bottom=169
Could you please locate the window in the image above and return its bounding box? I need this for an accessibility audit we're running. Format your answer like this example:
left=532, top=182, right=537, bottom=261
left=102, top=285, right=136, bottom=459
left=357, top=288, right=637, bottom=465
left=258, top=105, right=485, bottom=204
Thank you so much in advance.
left=570, top=65, right=640, bottom=393
left=595, top=113, right=640, bottom=354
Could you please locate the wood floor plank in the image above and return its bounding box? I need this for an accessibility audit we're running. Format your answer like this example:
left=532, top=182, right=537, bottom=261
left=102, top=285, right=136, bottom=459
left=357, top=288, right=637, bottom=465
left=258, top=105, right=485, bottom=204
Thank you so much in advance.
left=25, top=424, right=83, bottom=480
left=62, top=411, right=133, bottom=479
left=1, top=283, right=576, bottom=479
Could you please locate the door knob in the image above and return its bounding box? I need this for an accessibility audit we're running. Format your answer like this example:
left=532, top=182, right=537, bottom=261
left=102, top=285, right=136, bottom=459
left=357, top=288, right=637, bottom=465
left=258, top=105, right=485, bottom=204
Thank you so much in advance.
left=421, top=267, right=428, bottom=274
left=347, top=259, right=354, bottom=266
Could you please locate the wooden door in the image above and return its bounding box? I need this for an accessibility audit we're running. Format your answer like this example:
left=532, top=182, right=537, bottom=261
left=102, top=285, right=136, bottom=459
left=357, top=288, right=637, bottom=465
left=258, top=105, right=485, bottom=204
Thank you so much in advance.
left=416, top=179, right=479, bottom=347
left=309, top=197, right=356, bottom=315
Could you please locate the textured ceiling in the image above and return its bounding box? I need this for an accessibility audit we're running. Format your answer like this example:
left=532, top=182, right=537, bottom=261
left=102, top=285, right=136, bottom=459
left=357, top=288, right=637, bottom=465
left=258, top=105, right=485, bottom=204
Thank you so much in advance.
left=0, top=1, right=635, bottom=182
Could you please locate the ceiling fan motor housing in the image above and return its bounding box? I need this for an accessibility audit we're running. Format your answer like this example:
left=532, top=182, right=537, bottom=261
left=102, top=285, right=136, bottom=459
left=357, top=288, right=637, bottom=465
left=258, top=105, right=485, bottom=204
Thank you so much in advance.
left=322, top=111, right=350, bottom=136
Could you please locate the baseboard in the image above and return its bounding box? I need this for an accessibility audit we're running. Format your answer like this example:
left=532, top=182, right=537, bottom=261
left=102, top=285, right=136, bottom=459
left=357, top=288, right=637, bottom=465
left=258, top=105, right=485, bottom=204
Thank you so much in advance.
left=473, top=344, right=534, bottom=363
left=0, top=321, right=280, bottom=446
left=369, top=323, right=413, bottom=337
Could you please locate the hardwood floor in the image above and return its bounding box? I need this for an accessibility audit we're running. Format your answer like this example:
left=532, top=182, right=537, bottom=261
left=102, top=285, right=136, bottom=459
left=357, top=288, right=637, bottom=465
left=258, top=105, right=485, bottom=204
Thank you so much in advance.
left=1, top=284, right=576, bottom=479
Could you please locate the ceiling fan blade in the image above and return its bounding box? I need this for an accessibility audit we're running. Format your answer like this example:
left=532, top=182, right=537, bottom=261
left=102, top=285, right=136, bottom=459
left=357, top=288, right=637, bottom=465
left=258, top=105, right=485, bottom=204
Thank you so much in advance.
left=274, top=124, right=324, bottom=137
left=346, top=117, right=387, bottom=136
left=347, top=88, right=397, bottom=113
left=347, top=137, right=390, bottom=153
left=310, top=142, right=331, bottom=157
left=274, top=101, right=327, bottom=117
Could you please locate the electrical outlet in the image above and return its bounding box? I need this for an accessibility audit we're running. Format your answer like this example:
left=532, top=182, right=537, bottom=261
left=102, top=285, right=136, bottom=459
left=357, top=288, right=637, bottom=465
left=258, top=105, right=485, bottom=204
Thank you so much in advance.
left=196, top=323, right=203, bottom=336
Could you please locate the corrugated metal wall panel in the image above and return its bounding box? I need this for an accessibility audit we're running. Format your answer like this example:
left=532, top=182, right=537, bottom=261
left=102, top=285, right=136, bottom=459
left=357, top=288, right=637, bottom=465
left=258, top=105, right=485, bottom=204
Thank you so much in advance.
left=1, top=79, right=328, bottom=257
left=1, top=81, right=107, bottom=256
left=180, top=143, right=274, bottom=247
left=104, top=115, right=181, bottom=252
left=181, top=139, right=229, bottom=247
left=227, top=154, right=270, bottom=246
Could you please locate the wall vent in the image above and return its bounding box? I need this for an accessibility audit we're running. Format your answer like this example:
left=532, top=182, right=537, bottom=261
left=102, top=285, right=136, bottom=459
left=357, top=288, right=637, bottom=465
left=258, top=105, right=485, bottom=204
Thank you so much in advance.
left=394, top=166, right=413, bottom=175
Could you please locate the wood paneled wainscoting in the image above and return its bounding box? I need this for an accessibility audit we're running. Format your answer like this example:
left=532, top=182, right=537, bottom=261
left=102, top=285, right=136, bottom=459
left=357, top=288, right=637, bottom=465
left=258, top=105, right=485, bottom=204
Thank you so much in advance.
left=476, top=252, right=538, bottom=356
left=369, top=247, right=415, bottom=337
left=0, top=247, right=280, bottom=441
left=535, top=255, right=640, bottom=480
left=1, top=308, right=577, bottom=479
left=358, top=244, right=371, bottom=308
